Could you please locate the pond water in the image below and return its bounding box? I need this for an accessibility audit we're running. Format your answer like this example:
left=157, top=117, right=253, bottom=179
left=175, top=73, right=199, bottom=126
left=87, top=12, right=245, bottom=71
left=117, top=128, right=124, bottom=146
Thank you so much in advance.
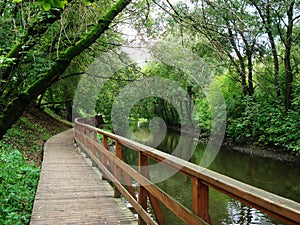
left=122, top=128, right=300, bottom=225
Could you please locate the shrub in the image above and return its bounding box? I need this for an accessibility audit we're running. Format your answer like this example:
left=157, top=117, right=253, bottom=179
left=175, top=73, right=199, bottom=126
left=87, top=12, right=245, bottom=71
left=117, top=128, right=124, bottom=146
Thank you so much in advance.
left=226, top=98, right=300, bottom=155
left=0, top=142, right=40, bottom=225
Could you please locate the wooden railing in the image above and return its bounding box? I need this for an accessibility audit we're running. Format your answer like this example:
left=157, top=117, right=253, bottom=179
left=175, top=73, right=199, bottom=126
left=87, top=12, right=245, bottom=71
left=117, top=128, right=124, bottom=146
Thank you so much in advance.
left=74, top=117, right=300, bottom=225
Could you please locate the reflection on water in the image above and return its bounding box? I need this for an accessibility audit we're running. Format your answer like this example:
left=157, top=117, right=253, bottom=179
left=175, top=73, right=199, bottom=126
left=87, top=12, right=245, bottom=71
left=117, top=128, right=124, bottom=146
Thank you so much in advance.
left=125, top=128, right=300, bottom=225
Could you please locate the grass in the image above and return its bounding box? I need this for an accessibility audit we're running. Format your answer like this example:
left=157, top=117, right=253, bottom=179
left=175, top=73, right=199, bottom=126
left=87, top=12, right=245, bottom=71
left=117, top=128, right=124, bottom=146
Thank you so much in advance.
left=0, top=106, right=71, bottom=224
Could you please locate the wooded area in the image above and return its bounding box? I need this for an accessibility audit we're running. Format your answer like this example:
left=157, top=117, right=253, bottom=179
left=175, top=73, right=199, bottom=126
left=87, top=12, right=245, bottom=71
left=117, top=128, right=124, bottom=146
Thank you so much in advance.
left=1, top=0, right=300, bottom=153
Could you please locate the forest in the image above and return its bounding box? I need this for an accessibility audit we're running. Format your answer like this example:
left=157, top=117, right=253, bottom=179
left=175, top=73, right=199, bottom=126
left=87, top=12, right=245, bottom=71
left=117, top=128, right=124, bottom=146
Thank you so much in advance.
left=0, top=0, right=299, bottom=153
left=0, top=0, right=300, bottom=223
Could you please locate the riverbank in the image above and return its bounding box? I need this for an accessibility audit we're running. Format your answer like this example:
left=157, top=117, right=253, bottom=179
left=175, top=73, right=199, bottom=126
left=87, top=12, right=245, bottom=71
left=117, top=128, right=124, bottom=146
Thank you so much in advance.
left=168, top=125, right=300, bottom=165
left=223, top=143, right=300, bottom=165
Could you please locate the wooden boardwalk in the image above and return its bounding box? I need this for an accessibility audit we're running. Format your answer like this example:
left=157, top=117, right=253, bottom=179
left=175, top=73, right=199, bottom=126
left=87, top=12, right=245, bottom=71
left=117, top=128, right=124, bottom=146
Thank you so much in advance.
left=30, top=129, right=138, bottom=225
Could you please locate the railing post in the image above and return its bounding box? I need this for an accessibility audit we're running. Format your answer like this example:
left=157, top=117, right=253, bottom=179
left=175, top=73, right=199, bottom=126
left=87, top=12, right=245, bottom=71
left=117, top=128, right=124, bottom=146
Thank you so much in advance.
left=92, top=131, right=98, bottom=167
left=114, top=141, right=122, bottom=198
left=102, top=135, right=108, bottom=180
left=79, top=125, right=83, bottom=143
left=138, top=152, right=148, bottom=225
left=192, top=177, right=211, bottom=224
left=79, top=125, right=82, bottom=143
left=85, top=128, right=90, bottom=150
left=93, top=131, right=97, bottom=152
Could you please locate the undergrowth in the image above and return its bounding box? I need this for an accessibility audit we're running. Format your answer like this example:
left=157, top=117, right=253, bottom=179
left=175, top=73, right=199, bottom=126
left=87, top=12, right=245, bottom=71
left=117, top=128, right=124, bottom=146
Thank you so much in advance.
left=0, top=143, right=40, bottom=225
left=0, top=107, right=71, bottom=224
left=226, top=98, right=300, bottom=155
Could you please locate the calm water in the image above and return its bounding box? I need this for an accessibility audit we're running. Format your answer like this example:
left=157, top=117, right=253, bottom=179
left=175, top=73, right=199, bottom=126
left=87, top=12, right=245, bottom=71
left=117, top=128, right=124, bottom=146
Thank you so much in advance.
left=122, top=129, right=300, bottom=225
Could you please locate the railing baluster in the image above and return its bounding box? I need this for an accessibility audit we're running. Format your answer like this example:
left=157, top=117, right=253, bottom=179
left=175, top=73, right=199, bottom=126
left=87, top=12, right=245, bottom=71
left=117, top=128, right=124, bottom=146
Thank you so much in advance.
left=91, top=131, right=98, bottom=167
left=138, top=152, right=148, bottom=225
left=93, top=131, right=97, bottom=155
left=85, top=128, right=89, bottom=150
left=114, top=141, right=122, bottom=198
left=192, top=177, right=211, bottom=224
left=102, top=135, right=108, bottom=180
left=103, top=135, right=108, bottom=149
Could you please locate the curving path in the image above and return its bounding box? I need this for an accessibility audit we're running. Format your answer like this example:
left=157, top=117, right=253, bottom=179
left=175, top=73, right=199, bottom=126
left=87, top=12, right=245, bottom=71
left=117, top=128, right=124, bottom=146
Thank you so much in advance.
left=30, top=129, right=137, bottom=225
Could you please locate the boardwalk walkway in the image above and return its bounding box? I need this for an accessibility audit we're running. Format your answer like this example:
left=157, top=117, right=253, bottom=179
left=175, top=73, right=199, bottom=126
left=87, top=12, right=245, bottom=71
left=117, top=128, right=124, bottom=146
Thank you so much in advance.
left=30, top=129, right=137, bottom=225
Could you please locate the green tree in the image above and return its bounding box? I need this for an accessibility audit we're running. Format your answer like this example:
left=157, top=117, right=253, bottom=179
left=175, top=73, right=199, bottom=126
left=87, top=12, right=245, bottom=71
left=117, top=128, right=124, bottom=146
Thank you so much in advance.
left=151, top=0, right=300, bottom=109
left=0, top=0, right=132, bottom=138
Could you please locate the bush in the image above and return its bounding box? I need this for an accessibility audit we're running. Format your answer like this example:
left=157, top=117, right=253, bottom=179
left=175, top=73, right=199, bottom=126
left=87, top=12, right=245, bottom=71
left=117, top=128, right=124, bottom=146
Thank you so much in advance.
left=0, top=142, right=40, bottom=225
left=226, top=98, right=300, bottom=155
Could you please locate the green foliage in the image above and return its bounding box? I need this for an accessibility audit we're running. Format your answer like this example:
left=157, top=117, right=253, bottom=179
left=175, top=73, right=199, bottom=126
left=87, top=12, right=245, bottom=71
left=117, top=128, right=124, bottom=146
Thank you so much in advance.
left=37, top=0, right=68, bottom=10
left=1, top=0, right=299, bottom=158
left=0, top=143, right=40, bottom=224
left=213, top=74, right=244, bottom=118
left=95, top=64, right=141, bottom=121
left=195, top=98, right=211, bottom=134
left=0, top=107, right=70, bottom=224
left=226, top=98, right=300, bottom=154
left=95, top=59, right=201, bottom=130
left=4, top=117, right=46, bottom=155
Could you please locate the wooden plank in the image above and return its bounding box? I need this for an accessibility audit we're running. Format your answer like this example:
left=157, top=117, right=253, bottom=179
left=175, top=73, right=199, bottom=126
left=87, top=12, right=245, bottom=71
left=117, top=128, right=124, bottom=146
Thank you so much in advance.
left=30, top=129, right=137, bottom=225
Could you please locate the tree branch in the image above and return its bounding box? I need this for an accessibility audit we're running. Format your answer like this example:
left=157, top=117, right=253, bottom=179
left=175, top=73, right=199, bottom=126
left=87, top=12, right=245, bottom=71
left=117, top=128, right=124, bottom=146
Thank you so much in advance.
left=0, top=8, right=64, bottom=81
left=0, top=0, right=132, bottom=138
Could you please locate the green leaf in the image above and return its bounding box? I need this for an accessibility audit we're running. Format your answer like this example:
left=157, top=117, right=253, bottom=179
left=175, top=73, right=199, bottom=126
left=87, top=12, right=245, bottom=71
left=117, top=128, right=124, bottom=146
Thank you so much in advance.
left=51, top=0, right=68, bottom=9
left=42, top=2, right=51, bottom=11
left=37, top=0, right=68, bottom=10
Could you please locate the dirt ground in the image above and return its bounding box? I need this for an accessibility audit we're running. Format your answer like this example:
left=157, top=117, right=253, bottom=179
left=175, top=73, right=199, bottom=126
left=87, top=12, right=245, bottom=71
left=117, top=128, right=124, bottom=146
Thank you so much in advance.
left=4, top=106, right=72, bottom=166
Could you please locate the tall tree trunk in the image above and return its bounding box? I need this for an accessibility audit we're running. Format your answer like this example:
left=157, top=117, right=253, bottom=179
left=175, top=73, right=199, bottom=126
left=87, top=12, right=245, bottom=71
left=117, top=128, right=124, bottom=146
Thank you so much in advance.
left=0, top=0, right=131, bottom=139
left=65, top=100, right=73, bottom=122
left=247, top=53, right=254, bottom=96
left=227, top=26, right=248, bottom=96
left=266, top=2, right=280, bottom=99
left=251, top=0, right=280, bottom=99
left=239, top=30, right=255, bottom=97
left=284, top=2, right=294, bottom=110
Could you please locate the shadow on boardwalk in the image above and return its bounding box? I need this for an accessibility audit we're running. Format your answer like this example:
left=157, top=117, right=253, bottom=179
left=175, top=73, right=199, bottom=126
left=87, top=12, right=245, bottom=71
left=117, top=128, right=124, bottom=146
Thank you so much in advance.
left=30, top=129, right=137, bottom=225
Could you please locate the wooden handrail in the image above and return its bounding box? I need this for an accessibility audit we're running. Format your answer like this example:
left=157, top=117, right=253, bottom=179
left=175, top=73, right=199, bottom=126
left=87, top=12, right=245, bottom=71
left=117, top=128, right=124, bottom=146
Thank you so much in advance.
left=74, top=117, right=300, bottom=225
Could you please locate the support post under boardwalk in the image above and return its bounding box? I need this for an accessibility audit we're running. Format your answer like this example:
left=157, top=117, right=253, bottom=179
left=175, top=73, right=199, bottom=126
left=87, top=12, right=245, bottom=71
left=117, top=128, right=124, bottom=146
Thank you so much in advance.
left=114, top=141, right=122, bottom=198
left=138, top=152, right=148, bottom=225
left=192, top=177, right=211, bottom=224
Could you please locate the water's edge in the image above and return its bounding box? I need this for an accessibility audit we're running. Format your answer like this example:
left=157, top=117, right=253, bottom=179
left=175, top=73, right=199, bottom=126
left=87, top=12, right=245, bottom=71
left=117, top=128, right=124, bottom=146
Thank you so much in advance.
left=223, top=143, right=300, bottom=165
left=169, top=125, right=300, bottom=165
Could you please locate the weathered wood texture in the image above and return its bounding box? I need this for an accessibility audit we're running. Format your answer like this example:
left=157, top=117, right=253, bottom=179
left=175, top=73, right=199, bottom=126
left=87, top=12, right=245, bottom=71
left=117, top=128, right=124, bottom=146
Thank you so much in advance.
left=30, top=129, right=137, bottom=225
